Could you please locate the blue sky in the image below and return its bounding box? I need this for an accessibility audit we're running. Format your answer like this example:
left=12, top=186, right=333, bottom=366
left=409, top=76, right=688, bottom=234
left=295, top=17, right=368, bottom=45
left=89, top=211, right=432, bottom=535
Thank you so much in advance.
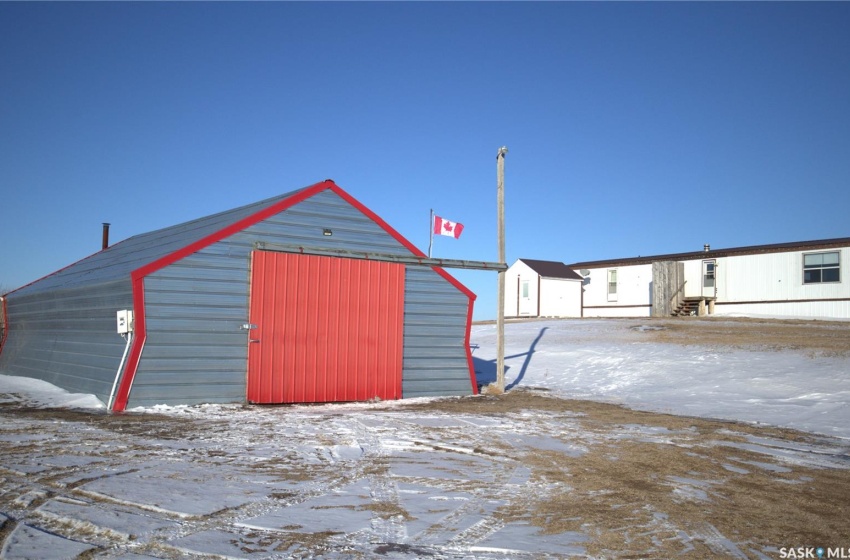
left=2, top=2, right=849, bottom=320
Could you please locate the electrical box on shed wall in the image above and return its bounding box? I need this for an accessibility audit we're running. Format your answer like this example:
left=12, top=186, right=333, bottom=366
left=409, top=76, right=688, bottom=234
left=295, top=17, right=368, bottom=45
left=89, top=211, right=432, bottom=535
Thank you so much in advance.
left=117, top=310, right=134, bottom=334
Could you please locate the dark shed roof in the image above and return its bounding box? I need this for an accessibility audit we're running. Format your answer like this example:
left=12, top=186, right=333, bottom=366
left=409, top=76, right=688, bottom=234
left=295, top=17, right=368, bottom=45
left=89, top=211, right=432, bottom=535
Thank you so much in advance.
left=566, top=236, right=850, bottom=269
left=519, top=259, right=583, bottom=280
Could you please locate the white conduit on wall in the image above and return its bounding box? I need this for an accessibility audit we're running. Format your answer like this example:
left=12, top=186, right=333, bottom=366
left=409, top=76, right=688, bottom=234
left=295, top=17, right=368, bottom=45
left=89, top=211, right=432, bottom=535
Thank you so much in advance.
left=107, top=332, right=132, bottom=412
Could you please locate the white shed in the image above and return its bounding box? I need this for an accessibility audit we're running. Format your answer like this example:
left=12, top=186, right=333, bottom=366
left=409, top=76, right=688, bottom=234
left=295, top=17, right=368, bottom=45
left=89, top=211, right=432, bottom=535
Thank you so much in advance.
left=504, top=259, right=583, bottom=318
left=568, top=237, right=850, bottom=320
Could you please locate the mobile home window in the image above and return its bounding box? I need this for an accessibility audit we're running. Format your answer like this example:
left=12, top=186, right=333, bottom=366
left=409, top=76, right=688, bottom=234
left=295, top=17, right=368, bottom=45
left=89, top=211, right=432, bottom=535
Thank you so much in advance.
left=607, top=269, right=617, bottom=295
left=803, top=251, right=840, bottom=284
left=703, top=261, right=716, bottom=288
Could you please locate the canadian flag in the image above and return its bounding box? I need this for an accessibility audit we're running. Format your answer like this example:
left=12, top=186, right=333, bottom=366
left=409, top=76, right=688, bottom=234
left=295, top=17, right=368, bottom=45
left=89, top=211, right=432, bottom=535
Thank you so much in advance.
left=433, top=215, right=464, bottom=239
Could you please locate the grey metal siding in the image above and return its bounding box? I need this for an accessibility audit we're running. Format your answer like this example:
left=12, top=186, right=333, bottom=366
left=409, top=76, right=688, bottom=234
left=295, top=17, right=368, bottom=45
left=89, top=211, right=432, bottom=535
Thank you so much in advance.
left=1, top=185, right=474, bottom=408
left=0, top=189, right=297, bottom=405
left=128, top=190, right=474, bottom=407
left=402, top=267, right=472, bottom=398
left=0, top=279, right=132, bottom=403
left=129, top=264, right=249, bottom=408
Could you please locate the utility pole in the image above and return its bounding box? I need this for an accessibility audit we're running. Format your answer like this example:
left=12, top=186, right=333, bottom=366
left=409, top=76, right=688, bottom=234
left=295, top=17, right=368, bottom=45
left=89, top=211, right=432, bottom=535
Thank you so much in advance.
left=496, top=146, right=508, bottom=392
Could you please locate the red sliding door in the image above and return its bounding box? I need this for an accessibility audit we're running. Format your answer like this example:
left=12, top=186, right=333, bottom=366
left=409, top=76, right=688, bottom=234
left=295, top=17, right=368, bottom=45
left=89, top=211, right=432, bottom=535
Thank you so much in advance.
left=247, top=251, right=405, bottom=404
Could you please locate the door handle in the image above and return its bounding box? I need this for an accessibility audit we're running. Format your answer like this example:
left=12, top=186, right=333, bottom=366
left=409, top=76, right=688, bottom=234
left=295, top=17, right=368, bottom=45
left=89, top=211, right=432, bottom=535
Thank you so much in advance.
left=249, top=339, right=260, bottom=343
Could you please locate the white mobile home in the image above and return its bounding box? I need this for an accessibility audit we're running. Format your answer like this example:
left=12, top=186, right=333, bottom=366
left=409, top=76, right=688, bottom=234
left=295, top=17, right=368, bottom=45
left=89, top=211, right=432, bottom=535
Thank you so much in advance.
left=569, top=238, right=850, bottom=320
left=504, top=259, right=583, bottom=318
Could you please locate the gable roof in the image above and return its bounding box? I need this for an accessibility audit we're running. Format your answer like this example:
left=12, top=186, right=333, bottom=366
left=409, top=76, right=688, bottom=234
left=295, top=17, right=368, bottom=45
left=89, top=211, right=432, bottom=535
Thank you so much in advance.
left=9, top=184, right=314, bottom=296
left=10, top=180, right=475, bottom=301
left=565, top=236, right=850, bottom=270
left=518, top=259, right=583, bottom=281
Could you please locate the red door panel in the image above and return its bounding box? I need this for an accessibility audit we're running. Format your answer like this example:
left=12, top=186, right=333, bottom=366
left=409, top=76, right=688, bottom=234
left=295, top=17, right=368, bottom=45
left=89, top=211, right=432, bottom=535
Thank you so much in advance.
left=247, top=251, right=405, bottom=404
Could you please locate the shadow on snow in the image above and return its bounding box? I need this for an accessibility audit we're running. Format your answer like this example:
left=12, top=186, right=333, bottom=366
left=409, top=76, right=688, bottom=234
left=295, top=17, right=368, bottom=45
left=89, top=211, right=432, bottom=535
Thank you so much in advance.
left=472, top=327, right=548, bottom=391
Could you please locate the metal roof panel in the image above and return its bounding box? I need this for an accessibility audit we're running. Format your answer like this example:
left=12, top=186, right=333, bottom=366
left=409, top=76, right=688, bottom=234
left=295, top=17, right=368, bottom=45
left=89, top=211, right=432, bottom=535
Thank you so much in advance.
left=518, top=259, right=584, bottom=280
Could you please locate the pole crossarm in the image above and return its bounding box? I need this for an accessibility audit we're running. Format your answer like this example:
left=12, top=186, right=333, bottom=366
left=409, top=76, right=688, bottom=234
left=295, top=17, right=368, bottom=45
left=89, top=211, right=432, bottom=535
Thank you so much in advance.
left=254, top=242, right=507, bottom=272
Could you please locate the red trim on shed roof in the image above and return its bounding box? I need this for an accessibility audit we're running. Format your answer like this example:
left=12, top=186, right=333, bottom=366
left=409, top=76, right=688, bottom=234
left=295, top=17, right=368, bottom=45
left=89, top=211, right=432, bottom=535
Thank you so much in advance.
left=111, top=276, right=147, bottom=412
left=0, top=296, right=8, bottom=358
left=131, top=180, right=335, bottom=280
left=330, top=184, right=477, bottom=301
left=110, top=180, right=477, bottom=411
left=463, top=296, right=479, bottom=395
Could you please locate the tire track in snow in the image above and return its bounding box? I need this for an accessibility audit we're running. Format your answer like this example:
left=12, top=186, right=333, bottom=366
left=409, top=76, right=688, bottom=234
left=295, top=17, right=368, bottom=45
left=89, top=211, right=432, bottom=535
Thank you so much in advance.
left=348, top=414, right=408, bottom=548
left=133, top=413, right=381, bottom=555
left=400, top=418, right=526, bottom=553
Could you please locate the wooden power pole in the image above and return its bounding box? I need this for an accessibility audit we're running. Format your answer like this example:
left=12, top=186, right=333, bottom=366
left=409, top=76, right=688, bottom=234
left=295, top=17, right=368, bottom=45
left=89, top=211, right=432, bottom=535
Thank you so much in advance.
left=496, top=146, right=508, bottom=391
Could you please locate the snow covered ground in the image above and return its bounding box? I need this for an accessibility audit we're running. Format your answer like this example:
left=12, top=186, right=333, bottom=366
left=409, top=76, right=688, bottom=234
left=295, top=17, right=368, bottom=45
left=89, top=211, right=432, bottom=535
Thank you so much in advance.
left=473, top=319, right=850, bottom=440
left=1, top=318, right=848, bottom=559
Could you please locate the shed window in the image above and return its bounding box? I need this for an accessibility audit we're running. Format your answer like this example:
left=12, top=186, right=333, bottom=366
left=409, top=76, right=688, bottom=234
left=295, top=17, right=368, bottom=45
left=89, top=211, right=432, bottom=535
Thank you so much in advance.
left=803, top=251, right=840, bottom=284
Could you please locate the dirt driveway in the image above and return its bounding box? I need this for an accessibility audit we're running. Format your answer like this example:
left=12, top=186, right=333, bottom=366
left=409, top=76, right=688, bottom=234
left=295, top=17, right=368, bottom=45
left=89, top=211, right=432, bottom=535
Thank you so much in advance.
left=1, top=319, right=849, bottom=559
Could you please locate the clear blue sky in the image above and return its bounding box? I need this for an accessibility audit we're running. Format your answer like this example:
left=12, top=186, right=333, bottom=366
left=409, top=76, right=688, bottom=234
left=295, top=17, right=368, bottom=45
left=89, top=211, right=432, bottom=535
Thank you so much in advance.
left=2, top=2, right=849, bottom=320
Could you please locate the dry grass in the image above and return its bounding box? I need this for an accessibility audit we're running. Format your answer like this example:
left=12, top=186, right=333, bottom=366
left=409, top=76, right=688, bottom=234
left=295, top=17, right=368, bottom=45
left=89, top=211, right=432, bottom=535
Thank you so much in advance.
left=405, top=389, right=850, bottom=557
left=633, top=317, right=850, bottom=356
left=407, top=314, right=850, bottom=556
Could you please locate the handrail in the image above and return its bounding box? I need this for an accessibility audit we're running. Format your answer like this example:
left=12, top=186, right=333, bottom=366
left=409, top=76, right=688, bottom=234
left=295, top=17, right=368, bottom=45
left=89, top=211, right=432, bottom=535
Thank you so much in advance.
left=669, top=280, right=687, bottom=304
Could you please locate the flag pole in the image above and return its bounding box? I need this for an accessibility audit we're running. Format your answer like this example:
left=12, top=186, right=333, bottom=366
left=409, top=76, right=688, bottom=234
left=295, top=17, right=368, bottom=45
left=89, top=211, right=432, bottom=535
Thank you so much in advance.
left=428, top=208, right=434, bottom=258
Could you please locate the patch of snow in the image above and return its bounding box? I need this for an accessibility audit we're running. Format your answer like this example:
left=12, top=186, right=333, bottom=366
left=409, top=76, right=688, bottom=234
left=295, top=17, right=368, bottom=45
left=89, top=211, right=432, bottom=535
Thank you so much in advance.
left=77, top=462, right=294, bottom=518
left=240, top=481, right=374, bottom=534
left=472, top=521, right=588, bottom=557
left=719, top=439, right=850, bottom=470
left=668, top=476, right=717, bottom=502
left=0, top=373, right=105, bottom=410
left=727, top=457, right=793, bottom=473
left=2, top=524, right=94, bottom=559
left=39, top=498, right=178, bottom=540
left=471, top=319, right=850, bottom=439
left=689, top=522, right=750, bottom=558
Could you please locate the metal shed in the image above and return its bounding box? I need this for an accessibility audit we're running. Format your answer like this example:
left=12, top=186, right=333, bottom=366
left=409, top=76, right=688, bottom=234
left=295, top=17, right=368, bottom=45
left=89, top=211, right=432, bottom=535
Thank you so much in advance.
left=0, top=180, right=478, bottom=411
